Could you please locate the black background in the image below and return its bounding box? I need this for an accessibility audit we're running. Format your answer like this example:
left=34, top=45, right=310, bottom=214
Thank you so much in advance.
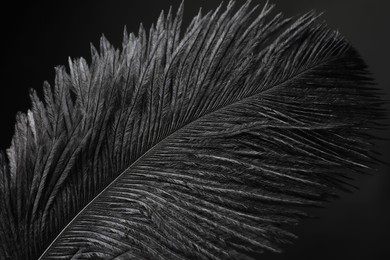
left=1, top=1, right=389, bottom=259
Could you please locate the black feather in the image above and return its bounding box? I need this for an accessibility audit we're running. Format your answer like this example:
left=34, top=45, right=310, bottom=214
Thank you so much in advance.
left=0, top=1, right=386, bottom=259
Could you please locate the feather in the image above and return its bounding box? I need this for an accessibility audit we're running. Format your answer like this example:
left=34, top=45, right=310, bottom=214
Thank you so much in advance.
left=0, top=1, right=386, bottom=259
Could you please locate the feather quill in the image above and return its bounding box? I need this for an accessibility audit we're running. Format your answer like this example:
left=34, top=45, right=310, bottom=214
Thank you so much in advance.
left=0, top=1, right=386, bottom=259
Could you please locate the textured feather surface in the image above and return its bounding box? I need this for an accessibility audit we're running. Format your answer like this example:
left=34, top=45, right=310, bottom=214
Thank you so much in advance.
left=0, top=1, right=386, bottom=259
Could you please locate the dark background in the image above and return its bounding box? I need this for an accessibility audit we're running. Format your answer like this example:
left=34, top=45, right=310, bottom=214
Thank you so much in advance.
left=1, top=0, right=389, bottom=259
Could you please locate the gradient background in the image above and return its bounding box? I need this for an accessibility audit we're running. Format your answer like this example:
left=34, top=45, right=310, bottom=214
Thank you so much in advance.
left=1, top=1, right=389, bottom=259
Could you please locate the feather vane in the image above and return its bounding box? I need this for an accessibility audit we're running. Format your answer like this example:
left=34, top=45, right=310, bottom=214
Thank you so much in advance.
left=0, top=1, right=385, bottom=259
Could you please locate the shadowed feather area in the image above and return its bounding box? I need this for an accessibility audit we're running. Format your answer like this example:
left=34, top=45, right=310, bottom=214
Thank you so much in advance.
left=0, top=1, right=386, bottom=259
